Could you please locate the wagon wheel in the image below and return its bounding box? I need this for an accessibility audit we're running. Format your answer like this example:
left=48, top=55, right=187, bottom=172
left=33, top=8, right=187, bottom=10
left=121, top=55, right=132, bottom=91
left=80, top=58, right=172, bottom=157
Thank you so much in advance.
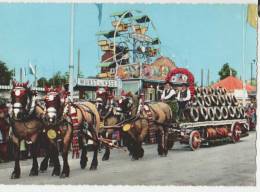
left=189, top=130, right=201, bottom=151
left=231, top=123, right=241, bottom=143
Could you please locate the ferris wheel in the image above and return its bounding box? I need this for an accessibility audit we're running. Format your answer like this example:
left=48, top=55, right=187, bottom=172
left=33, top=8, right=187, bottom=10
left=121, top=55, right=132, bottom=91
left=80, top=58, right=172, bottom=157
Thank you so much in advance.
left=96, top=10, right=161, bottom=78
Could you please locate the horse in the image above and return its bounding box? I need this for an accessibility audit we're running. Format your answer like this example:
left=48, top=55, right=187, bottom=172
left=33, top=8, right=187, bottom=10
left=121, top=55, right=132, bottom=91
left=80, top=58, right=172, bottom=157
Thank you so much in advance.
left=9, top=81, right=60, bottom=179
left=0, top=99, right=10, bottom=162
left=42, top=86, right=100, bottom=178
left=95, top=88, right=124, bottom=161
left=117, top=91, right=172, bottom=160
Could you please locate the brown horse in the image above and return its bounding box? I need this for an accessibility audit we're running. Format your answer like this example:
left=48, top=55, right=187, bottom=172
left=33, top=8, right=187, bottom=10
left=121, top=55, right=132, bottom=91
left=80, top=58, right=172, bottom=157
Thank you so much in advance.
left=0, top=99, right=10, bottom=162
left=95, top=88, right=124, bottom=161
left=9, top=81, right=61, bottom=179
left=117, top=92, right=172, bottom=160
left=42, top=87, right=100, bottom=178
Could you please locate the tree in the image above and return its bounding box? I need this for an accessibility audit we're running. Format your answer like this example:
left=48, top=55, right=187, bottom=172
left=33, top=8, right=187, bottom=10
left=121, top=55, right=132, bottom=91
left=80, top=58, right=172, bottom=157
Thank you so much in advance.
left=48, top=72, right=68, bottom=87
left=0, top=60, right=14, bottom=85
left=37, top=77, right=48, bottom=87
left=218, top=63, right=237, bottom=80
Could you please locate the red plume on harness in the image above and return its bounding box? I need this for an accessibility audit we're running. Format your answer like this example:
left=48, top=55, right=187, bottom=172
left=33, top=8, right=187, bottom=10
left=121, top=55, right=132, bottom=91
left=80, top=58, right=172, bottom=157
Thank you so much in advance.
left=12, top=80, right=29, bottom=88
left=121, top=90, right=126, bottom=96
left=104, top=86, right=109, bottom=92
left=108, top=90, right=114, bottom=99
left=54, top=86, right=62, bottom=93
left=44, top=85, right=51, bottom=93
left=96, top=87, right=107, bottom=97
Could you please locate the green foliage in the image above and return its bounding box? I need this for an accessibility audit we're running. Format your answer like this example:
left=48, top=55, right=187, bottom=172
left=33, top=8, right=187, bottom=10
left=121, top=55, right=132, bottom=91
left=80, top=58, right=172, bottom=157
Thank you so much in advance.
left=0, top=60, right=14, bottom=85
left=218, top=63, right=237, bottom=80
left=37, top=77, right=48, bottom=87
left=37, top=71, right=68, bottom=87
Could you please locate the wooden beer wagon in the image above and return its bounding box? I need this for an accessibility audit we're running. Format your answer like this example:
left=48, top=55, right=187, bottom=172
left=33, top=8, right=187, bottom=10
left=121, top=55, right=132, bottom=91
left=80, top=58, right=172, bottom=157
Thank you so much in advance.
left=165, top=67, right=249, bottom=151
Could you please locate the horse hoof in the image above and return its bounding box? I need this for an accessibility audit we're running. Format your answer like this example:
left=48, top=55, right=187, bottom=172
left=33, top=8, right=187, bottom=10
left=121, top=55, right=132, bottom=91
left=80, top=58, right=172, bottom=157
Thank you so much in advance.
left=89, top=165, right=97, bottom=170
left=52, top=167, right=61, bottom=176
left=60, top=173, right=69, bottom=178
left=131, top=156, right=139, bottom=161
left=29, top=169, right=39, bottom=176
left=40, top=163, right=48, bottom=172
left=80, top=161, right=87, bottom=169
left=139, top=148, right=144, bottom=158
left=11, top=172, right=20, bottom=179
left=102, top=155, right=109, bottom=161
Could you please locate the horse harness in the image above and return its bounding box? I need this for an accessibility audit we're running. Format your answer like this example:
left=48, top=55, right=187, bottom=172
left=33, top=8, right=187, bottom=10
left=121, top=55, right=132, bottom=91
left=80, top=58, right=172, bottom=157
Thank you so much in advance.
left=65, top=102, right=96, bottom=159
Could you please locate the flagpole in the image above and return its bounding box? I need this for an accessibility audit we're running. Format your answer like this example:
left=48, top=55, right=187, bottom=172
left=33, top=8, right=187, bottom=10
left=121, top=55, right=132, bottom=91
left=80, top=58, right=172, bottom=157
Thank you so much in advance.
left=68, top=3, right=75, bottom=101
left=20, top=68, right=22, bottom=82
left=242, top=5, right=246, bottom=106
left=34, top=65, right=37, bottom=87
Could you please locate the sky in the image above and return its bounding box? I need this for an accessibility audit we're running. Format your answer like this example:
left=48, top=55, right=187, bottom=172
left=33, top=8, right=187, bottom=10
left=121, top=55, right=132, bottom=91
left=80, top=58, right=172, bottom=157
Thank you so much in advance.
left=0, top=3, right=257, bottom=85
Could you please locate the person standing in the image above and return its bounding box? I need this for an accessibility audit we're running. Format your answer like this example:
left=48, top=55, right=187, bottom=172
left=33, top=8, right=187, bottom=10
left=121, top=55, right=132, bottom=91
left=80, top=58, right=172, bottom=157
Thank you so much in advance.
left=161, top=82, right=176, bottom=101
left=177, top=83, right=191, bottom=121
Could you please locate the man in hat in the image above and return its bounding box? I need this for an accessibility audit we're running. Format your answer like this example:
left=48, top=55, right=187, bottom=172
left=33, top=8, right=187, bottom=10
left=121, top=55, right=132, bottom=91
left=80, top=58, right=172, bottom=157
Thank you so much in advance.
left=176, top=83, right=191, bottom=121
left=161, top=82, right=176, bottom=101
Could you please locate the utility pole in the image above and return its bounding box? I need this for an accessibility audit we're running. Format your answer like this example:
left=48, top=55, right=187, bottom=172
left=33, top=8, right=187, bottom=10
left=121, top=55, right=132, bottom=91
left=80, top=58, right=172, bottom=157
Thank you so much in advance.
left=207, top=69, right=210, bottom=86
left=201, top=68, right=204, bottom=87
left=19, top=68, right=23, bottom=82
left=250, top=59, right=255, bottom=85
left=34, top=65, right=37, bottom=87
left=77, top=49, right=80, bottom=78
left=68, top=3, right=75, bottom=101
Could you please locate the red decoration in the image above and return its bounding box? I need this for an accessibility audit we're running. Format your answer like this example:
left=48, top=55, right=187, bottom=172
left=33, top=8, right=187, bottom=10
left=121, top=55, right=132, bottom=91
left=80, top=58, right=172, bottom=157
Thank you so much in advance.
left=165, top=67, right=195, bottom=98
left=12, top=80, right=29, bottom=88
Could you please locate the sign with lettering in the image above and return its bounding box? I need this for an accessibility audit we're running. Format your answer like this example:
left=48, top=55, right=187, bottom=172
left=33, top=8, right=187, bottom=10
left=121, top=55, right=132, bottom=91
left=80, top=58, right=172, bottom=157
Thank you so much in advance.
left=77, top=78, right=118, bottom=87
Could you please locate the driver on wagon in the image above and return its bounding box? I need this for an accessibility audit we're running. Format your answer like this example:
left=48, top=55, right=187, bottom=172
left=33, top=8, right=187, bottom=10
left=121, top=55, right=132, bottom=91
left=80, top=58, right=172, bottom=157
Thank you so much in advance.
left=176, top=83, right=191, bottom=121
left=161, top=82, right=176, bottom=101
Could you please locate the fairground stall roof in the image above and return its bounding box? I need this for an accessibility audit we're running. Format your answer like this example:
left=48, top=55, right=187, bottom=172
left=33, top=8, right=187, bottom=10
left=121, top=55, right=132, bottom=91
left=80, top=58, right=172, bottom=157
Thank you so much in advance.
left=211, top=76, right=256, bottom=92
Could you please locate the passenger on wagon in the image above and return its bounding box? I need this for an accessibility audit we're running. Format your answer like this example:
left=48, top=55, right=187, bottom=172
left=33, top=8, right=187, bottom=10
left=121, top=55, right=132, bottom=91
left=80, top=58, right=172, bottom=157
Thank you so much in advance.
left=177, top=83, right=191, bottom=121
left=161, top=82, right=176, bottom=101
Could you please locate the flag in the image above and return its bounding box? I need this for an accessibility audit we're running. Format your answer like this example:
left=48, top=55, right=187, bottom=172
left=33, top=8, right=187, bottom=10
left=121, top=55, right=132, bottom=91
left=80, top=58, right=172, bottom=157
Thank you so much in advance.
left=29, top=63, right=35, bottom=75
left=247, top=4, right=257, bottom=29
left=95, top=3, right=103, bottom=26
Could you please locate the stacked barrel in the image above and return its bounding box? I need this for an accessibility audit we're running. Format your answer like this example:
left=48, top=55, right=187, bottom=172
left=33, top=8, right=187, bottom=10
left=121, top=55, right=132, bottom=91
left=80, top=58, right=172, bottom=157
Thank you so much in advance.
left=188, top=87, right=246, bottom=122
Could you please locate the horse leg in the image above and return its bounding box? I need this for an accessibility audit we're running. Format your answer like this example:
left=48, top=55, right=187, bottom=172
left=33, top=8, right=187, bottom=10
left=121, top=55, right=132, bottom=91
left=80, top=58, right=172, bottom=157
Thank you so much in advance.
left=60, top=126, right=72, bottom=178
left=90, top=146, right=98, bottom=170
left=102, top=131, right=111, bottom=161
left=131, top=140, right=141, bottom=160
left=60, top=147, right=70, bottom=178
left=11, top=138, right=20, bottom=179
left=29, top=142, right=39, bottom=176
left=48, top=143, right=60, bottom=176
left=162, top=126, right=169, bottom=156
left=80, top=136, right=88, bottom=169
left=39, top=133, right=49, bottom=171
left=157, top=127, right=164, bottom=156
left=89, top=129, right=98, bottom=170
left=40, top=152, right=50, bottom=172
left=126, top=131, right=141, bottom=161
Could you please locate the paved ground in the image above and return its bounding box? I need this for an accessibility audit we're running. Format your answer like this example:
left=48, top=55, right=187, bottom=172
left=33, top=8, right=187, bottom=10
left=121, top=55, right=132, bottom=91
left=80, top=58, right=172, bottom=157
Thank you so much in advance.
left=0, top=131, right=256, bottom=186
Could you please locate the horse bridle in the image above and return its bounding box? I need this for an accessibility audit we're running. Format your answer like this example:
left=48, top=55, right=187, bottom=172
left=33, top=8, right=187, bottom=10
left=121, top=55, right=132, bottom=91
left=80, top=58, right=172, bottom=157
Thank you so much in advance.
left=11, top=87, right=35, bottom=120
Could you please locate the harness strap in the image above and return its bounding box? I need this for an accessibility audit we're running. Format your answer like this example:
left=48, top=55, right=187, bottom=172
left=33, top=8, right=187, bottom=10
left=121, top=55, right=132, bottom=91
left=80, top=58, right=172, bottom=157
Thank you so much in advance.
left=68, top=104, right=80, bottom=159
left=143, top=105, right=156, bottom=144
